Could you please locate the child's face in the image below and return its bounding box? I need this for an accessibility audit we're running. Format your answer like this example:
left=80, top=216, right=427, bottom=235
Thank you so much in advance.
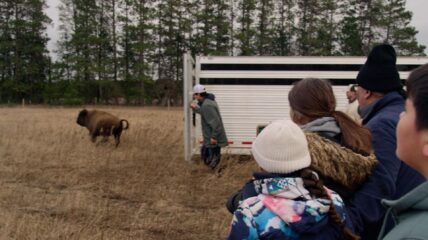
left=396, top=99, right=428, bottom=172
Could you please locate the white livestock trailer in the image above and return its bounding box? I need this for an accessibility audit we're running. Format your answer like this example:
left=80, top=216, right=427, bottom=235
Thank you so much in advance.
left=183, top=52, right=428, bottom=161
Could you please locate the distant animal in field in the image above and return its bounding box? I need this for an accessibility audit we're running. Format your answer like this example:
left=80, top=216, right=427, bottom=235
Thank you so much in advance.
left=76, top=109, right=129, bottom=147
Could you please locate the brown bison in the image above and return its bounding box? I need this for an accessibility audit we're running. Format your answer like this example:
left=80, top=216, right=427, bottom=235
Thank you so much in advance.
left=77, top=109, right=129, bottom=147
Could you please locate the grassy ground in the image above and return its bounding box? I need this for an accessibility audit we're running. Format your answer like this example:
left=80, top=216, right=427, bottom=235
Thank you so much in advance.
left=0, top=106, right=258, bottom=239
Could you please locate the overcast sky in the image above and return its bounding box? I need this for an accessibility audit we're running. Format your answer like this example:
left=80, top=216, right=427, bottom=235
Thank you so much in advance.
left=44, top=0, right=428, bottom=59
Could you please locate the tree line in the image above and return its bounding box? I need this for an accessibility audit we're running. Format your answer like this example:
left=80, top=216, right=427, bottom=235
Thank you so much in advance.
left=0, top=0, right=425, bottom=105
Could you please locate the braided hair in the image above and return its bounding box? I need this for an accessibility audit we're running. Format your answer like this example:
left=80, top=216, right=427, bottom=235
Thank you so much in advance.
left=300, top=168, right=360, bottom=240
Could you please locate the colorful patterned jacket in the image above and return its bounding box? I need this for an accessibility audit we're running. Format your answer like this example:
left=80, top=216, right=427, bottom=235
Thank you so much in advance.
left=228, top=177, right=354, bottom=240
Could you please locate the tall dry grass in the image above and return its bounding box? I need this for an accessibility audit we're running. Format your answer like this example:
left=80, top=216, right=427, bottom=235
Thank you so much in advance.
left=0, top=106, right=258, bottom=239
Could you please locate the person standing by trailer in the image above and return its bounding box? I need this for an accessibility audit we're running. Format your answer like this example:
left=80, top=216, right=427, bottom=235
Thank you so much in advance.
left=190, top=84, right=228, bottom=169
left=377, top=63, right=428, bottom=239
left=345, top=84, right=361, bottom=123
left=348, top=44, right=425, bottom=239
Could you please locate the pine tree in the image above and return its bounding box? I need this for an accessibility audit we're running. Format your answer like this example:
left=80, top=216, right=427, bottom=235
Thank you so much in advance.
left=295, top=0, right=322, bottom=55
left=111, top=0, right=118, bottom=81
left=255, top=0, right=275, bottom=55
left=213, top=0, right=231, bottom=55
left=117, top=0, right=132, bottom=82
left=236, top=0, right=257, bottom=55
left=314, top=0, right=344, bottom=55
left=191, top=0, right=231, bottom=56
left=57, top=0, right=100, bottom=102
left=228, top=0, right=237, bottom=55
left=95, top=0, right=111, bottom=84
left=57, top=0, right=74, bottom=82
left=338, top=0, right=364, bottom=55
left=0, top=0, right=51, bottom=102
left=381, top=0, right=425, bottom=55
left=358, top=0, right=384, bottom=54
left=0, top=0, right=14, bottom=101
left=193, top=0, right=216, bottom=55
left=272, top=0, right=296, bottom=56
left=134, top=0, right=156, bottom=103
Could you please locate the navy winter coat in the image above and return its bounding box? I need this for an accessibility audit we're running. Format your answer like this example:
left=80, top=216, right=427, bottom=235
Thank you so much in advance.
left=348, top=91, right=425, bottom=239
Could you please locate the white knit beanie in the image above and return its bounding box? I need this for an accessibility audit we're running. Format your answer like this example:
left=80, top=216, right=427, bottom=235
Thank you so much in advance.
left=251, top=120, right=311, bottom=174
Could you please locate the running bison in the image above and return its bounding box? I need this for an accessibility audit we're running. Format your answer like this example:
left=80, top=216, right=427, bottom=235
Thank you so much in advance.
left=76, top=109, right=129, bottom=147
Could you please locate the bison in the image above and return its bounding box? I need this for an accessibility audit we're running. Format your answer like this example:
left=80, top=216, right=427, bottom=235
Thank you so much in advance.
left=77, top=109, right=129, bottom=147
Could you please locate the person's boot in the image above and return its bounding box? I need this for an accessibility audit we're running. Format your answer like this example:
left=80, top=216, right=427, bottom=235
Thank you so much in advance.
left=201, top=146, right=212, bottom=165
left=209, top=154, right=220, bottom=169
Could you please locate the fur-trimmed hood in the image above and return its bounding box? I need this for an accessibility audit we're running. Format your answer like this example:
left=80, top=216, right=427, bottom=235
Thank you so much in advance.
left=305, top=132, right=377, bottom=190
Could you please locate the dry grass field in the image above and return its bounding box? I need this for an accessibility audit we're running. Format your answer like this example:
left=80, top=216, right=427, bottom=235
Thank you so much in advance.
left=0, top=106, right=258, bottom=240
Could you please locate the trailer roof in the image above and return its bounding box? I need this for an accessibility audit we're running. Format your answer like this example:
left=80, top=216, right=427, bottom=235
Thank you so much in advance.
left=198, top=56, right=428, bottom=65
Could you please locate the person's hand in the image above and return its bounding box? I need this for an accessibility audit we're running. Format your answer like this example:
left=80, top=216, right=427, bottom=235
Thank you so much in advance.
left=210, top=138, right=217, bottom=145
left=190, top=102, right=197, bottom=109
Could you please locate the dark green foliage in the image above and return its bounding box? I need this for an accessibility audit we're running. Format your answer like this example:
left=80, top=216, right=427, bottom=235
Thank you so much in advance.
left=236, top=0, right=257, bottom=55
left=271, top=0, right=295, bottom=56
left=0, top=0, right=426, bottom=104
left=62, top=82, right=84, bottom=105
left=380, top=0, right=425, bottom=56
left=339, top=15, right=364, bottom=56
left=0, top=0, right=51, bottom=103
left=255, top=0, right=275, bottom=55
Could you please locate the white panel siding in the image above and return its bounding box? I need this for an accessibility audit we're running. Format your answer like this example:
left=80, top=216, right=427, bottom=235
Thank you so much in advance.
left=200, top=71, right=357, bottom=79
left=199, top=56, right=427, bottom=65
left=200, top=70, right=411, bottom=81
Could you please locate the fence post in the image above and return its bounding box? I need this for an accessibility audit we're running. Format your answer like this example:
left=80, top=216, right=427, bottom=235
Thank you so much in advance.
left=183, top=52, right=192, bottom=162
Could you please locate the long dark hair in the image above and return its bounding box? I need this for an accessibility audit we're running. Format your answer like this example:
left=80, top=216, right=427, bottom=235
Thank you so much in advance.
left=300, top=168, right=360, bottom=240
left=407, top=63, right=428, bottom=130
left=288, top=78, right=372, bottom=155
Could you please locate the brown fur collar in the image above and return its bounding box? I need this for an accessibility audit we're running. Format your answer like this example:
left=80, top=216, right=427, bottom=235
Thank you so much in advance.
left=305, top=132, right=377, bottom=190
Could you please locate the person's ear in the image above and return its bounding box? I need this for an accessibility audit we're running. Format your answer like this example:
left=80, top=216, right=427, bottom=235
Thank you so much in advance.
left=422, top=131, right=428, bottom=157
left=290, top=109, right=304, bottom=125
left=423, top=145, right=428, bottom=157
left=363, top=89, right=372, bottom=100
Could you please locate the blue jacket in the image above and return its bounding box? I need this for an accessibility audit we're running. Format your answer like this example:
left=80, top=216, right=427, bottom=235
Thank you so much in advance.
left=227, top=173, right=354, bottom=240
left=348, top=92, right=425, bottom=239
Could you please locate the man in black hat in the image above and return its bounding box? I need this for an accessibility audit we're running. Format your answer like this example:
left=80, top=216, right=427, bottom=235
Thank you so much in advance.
left=348, top=44, right=425, bottom=239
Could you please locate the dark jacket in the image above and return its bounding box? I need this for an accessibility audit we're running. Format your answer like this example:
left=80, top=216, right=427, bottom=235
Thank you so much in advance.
left=226, top=131, right=377, bottom=214
left=195, top=97, right=228, bottom=148
left=347, top=91, right=425, bottom=239
left=228, top=172, right=355, bottom=240
left=378, top=181, right=428, bottom=240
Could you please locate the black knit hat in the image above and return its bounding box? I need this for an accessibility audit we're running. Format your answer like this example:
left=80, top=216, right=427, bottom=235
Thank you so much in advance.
left=356, top=44, right=402, bottom=93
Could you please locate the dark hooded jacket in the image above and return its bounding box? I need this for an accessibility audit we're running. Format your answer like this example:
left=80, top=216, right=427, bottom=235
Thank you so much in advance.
left=194, top=94, right=228, bottom=148
left=347, top=91, right=425, bottom=239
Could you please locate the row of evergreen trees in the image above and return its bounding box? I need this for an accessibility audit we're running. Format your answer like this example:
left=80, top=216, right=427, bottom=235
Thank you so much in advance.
left=0, top=0, right=426, bottom=105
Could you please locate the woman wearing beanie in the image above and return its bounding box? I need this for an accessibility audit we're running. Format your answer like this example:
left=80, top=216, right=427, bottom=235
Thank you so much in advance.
left=228, top=120, right=360, bottom=240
